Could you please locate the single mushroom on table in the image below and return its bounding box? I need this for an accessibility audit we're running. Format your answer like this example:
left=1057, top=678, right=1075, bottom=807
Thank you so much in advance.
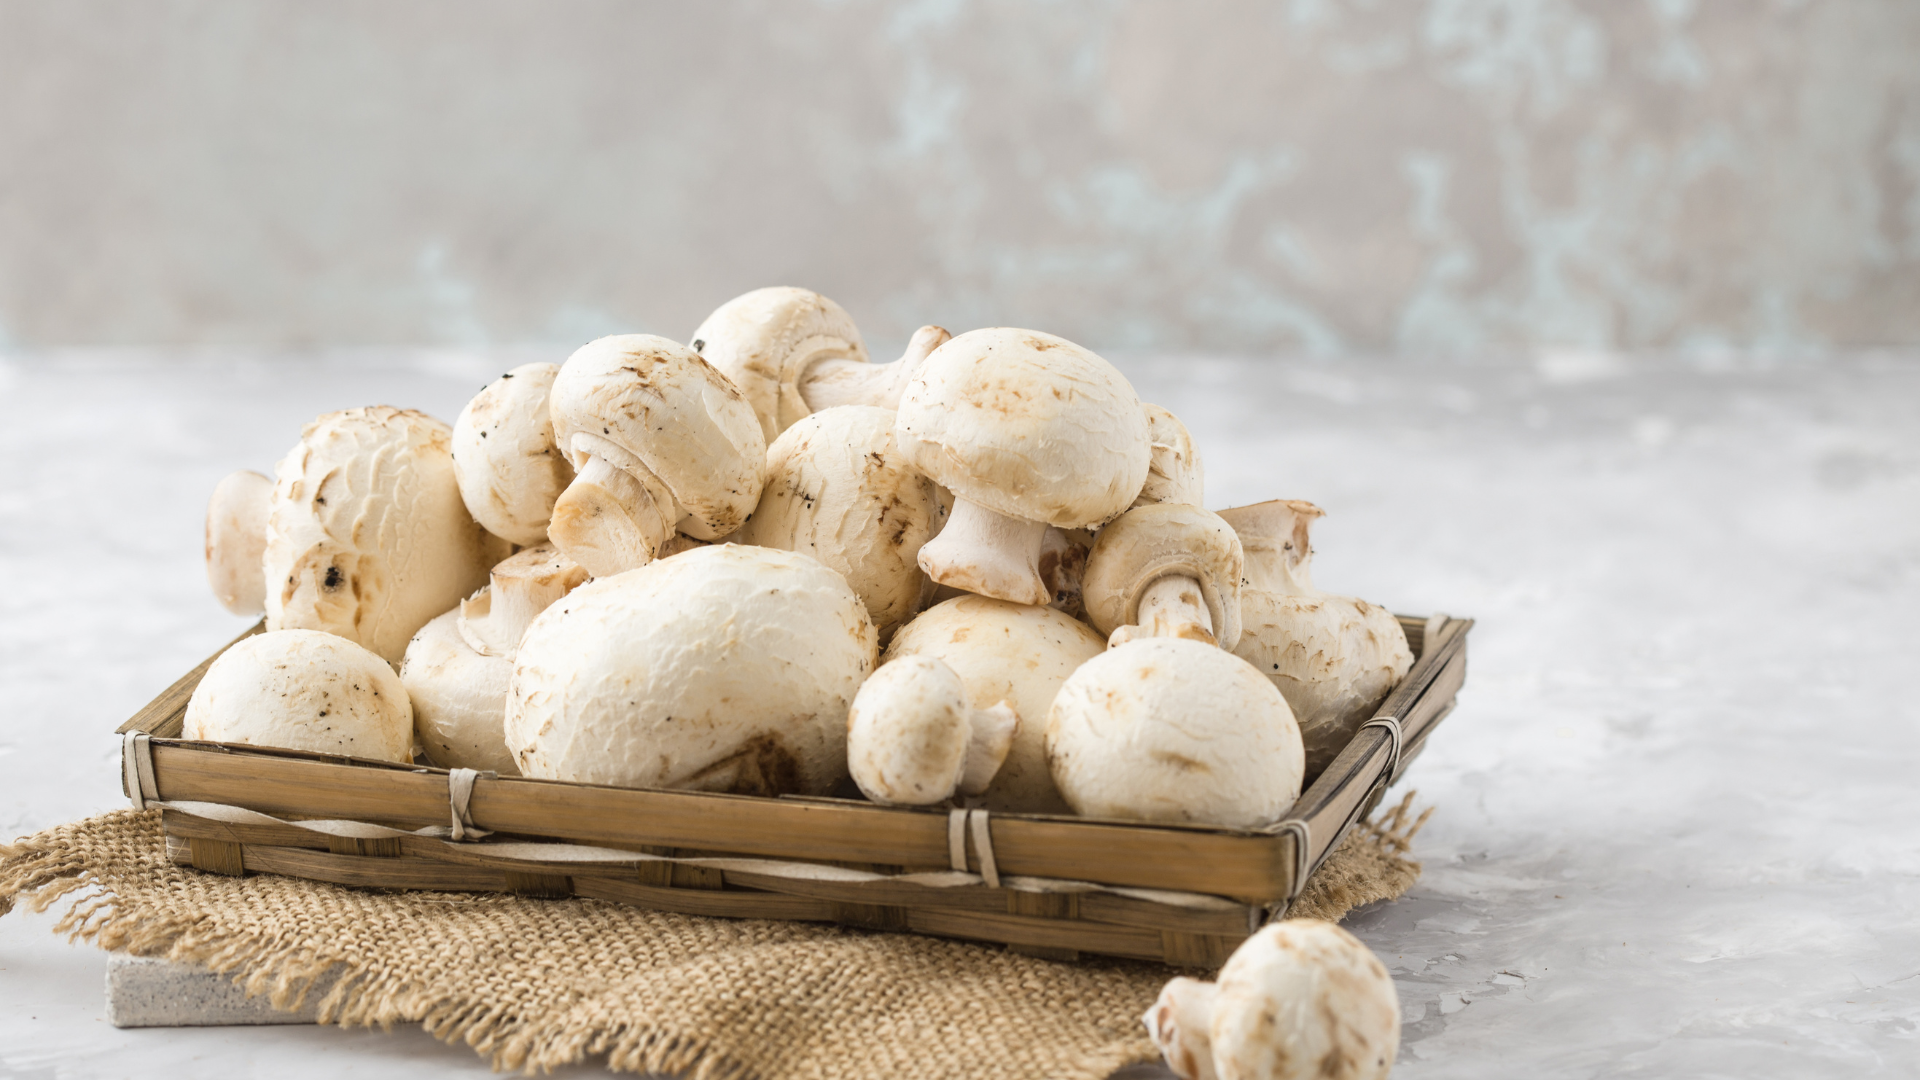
left=184, top=629, right=414, bottom=763
left=845, top=654, right=1018, bottom=806
left=400, top=544, right=587, bottom=774
left=1145, top=920, right=1400, bottom=1080
left=1082, top=502, right=1244, bottom=649
left=1216, top=499, right=1413, bottom=780
left=895, top=328, right=1152, bottom=605
left=882, top=594, right=1107, bottom=814
left=506, top=544, right=876, bottom=795
left=734, top=405, right=946, bottom=642
left=546, top=335, right=766, bottom=579
left=205, top=469, right=274, bottom=615
left=1045, top=637, right=1303, bottom=828
left=265, top=406, right=512, bottom=664
left=452, top=362, right=572, bottom=546
left=691, top=285, right=951, bottom=442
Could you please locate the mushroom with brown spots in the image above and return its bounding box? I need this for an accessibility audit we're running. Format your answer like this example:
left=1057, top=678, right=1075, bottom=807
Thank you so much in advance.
left=1082, top=502, right=1245, bottom=650
left=184, top=629, right=413, bottom=763
left=734, top=405, right=946, bottom=642
left=545, top=335, right=766, bottom=578
left=894, top=328, right=1152, bottom=605
left=1145, top=920, right=1401, bottom=1080
left=265, top=406, right=512, bottom=664
left=506, top=544, right=876, bottom=795
left=1045, top=637, right=1302, bottom=827
left=400, top=544, right=588, bottom=774
left=845, top=654, right=1018, bottom=806
left=691, top=286, right=951, bottom=442
left=452, top=362, right=572, bottom=546
left=882, top=594, right=1106, bottom=814
left=1216, top=500, right=1413, bottom=780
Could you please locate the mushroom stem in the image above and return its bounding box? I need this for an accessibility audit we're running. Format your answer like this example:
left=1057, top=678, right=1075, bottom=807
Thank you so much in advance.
left=1145, top=977, right=1221, bottom=1080
left=547, top=449, right=679, bottom=579
left=1110, top=574, right=1216, bottom=648
left=915, top=498, right=1053, bottom=606
left=957, top=702, right=1020, bottom=797
left=799, top=325, right=950, bottom=414
left=459, top=545, right=589, bottom=657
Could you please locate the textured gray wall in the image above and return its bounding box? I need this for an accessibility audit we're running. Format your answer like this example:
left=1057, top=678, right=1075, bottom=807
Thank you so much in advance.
left=2, top=0, right=1916, bottom=355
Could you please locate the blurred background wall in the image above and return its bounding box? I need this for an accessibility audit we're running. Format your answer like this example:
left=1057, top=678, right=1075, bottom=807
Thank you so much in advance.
left=2, top=0, right=1916, bottom=357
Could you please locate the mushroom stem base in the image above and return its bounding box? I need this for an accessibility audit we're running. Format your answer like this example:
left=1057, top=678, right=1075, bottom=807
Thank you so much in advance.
left=547, top=454, right=677, bottom=579
left=916, top=499, right=1052, bottom=606
left=1110, top=574, right=1216, bottom=648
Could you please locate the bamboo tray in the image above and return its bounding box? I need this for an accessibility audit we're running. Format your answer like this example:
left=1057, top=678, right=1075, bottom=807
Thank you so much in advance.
left=114, top=614, right=1470, bottom=966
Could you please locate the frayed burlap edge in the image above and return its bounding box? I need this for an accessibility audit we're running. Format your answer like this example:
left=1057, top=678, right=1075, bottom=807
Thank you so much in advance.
left=0, top=793, right=1430, bottom=1079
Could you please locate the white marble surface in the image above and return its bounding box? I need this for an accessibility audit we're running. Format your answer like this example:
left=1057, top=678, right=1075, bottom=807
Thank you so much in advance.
left=2, top=349, right=1916, bottom=1078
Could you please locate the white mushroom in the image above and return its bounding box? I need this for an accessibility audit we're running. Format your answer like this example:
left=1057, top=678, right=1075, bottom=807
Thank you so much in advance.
left=506, top=544, right=876, bottom=795
left=1082, top=503, right=1244, bottom=650
left=545, top=335, right=766, bottom=578
left=1146, top=920, right=1401, bottom=1080
left=184, top=629, right=413, bottom=763
left=1045, top=637, right=1303, bottom=828
left=882, top=594, right=1106, bottom=814
left=205, top=469, right=273, bottom=615
left=895, top=328, right=1152, bottom=605
left=1135, top=403, right=1205, bottom=508
left=846, top=654, right=1018, bottom=806
left=690, top=285, right=950, bottom=441
left=1217, top=500, right=1414, bottom=780
left=734, top=405, right=945, bottom=642
left=265, top=406, right=512, bottom=664
left=451, top=362, right=571, bottom=546
left=401, top=545, right=587, bottom=774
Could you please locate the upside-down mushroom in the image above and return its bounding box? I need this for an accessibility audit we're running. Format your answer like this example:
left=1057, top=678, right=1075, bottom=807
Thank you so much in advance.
left=1145, top=920, right=1400, bottom=1080
left=1216, top=500, right=1413, bottom=780
left=894, top=328, right=1151, bottom=605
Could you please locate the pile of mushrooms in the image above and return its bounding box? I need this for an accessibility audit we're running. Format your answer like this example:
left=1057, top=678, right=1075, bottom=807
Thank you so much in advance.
left=191, top=284, right=1419, bottom=1071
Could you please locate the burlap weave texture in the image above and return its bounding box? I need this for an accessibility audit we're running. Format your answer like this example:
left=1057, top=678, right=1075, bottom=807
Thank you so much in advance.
left=0, top=796, right=1428, bottom=1079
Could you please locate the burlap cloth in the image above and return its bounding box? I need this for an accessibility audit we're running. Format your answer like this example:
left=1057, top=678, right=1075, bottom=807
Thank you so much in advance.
left=1, top=795, right=1430, bottom=1079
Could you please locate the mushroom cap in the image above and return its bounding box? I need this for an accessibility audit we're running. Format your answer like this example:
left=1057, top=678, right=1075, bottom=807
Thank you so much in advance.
left=506, top=544, right=877, bottom=795
left=1210, top=920, right=1400, bottom=1080
left=184, top=629, right=413, bottom=763
left=1135, top=403, right=1205, bottom=508
left=1218, top=500, right=1412, bottom=778
left=1083, top=503, right=1245, bottom=650
left=846, top=655, right=972, bottom=806
left=735, top=405, right=941, bottom=641
left=548, top=334, right=767, bottom=540
left=882, top=594, right=1105, bottom=814
left=205, top=469, right=274, bottom=615
left=894, top=328, right=1151, bottom=530
left=690, top=286, right=869, bottom=443
left=264, top=406, right=511, bottom=664
left=400, top=608, right=518, bottom=774
left=452, top=362, right=571, bottom=546
left=1045, top=638, right=1303, bottom=828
